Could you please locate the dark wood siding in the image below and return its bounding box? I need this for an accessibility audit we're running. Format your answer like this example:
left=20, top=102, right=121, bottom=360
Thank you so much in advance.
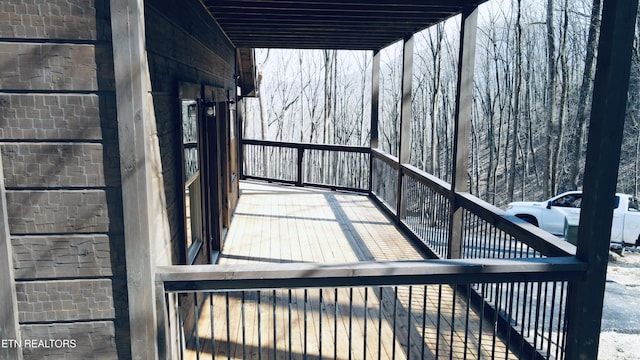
left=145, top=0, right=236, bottom=266
left=144, top=0, right=237, bottom=346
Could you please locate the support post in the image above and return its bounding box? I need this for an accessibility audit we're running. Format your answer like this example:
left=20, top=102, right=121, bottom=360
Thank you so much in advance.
left=448, top=7, right=478, bottom=259
left=369, top=50, right=381, bottom=194
left=565, top=0, right=638, bottom=358
left=0, top=150, right=23, bottom=360
left=238, top=100, right=245, bottom=180
left=370, top=50, right=380, bottom=150
left=111, top=0, right=171, bottom=358
left=397, top=35, right=414, bottom=220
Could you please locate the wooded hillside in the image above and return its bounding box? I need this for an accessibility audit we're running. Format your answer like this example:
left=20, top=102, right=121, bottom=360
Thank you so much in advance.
left=242, top=0, right=640, bottom=207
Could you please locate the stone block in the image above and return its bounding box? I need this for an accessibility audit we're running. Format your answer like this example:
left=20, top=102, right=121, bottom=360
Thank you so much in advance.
left=21, top=321, right=118, bottom=359
left=12, top=235, right=113, bottom=279
left=0, top=43, right=109, bottom=91
left=6, top=190, right=115, bottom=234
left=0, top=0, right=104, bottom=40
left=16, top=279, right=115, bottom=322
left=1, top=143, right=108, bottom=188
left=0, top=94, right=106, bottom=140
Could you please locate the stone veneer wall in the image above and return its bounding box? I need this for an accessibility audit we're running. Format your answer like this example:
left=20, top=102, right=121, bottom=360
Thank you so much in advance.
left=0, top=0, right=128, bottom=358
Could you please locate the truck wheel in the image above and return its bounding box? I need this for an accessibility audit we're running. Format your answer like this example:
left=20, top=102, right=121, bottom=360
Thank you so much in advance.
left=516, top=215, right=538, bottom=227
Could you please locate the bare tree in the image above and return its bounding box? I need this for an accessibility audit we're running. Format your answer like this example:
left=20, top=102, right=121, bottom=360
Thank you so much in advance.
left=565, top=0, right=601, bottom=190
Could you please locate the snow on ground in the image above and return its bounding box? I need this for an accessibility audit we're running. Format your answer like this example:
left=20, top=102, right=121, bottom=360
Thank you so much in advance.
left=599, top=249, right=640, bottom=360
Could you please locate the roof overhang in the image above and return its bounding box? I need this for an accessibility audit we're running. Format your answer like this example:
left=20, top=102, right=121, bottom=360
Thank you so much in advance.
left=201, top=0, right=487, bottom=51
left=236, top=48, right=257, bottom=97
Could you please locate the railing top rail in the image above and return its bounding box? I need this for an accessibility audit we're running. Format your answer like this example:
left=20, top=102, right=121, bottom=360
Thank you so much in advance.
left=402, top=163, right=451, bottom=197
left=243, top=138, right=370, bottom=153
left=371, top=148, right=400, bottom=168
left=157, top=257, right=586, bottom=293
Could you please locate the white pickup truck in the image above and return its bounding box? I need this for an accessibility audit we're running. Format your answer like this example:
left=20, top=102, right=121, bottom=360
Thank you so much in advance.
left=505, top=191, right=640, bottom=246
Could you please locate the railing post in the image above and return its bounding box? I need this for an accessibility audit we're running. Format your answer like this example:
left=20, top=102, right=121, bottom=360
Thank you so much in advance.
left=155, top=279, right=170, bottom=360
left=297, top=147, right=304, bottom=187
left=565, top=0, right=638, bottom=358
left=448, top=6, right=478, bottom=259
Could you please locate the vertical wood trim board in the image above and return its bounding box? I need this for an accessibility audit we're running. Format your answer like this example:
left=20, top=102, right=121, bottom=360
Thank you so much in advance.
left=0, top=148, right=23, bottom=360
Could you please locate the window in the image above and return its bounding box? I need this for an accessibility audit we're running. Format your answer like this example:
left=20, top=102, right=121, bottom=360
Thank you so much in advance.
left=551, top=194, right=582, bottom=208
left=181, top=94, right=203, bottom=264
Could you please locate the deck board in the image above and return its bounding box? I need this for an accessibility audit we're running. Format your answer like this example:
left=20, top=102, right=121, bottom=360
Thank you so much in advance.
left=184, top=181, right=517, bottom=359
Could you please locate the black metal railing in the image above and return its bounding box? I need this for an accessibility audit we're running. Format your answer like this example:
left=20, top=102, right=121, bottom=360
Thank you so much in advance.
left=243, top=139, right=370, bottom=192
left=371, top=149, right=399, bottom=213
left=157, top=258, right=585, bottom=360
left=399, top=162, right=452, bottom=259
left=158, top=142, right=586, bottom=360
left=367, top=149, right=577, bottom=359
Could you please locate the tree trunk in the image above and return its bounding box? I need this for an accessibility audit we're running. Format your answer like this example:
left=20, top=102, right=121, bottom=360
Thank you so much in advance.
left=566, top=0, right=601, bottom=190
left=544, top=0, right=557, bottom=197
left=508, top=0, right=523, bottom=200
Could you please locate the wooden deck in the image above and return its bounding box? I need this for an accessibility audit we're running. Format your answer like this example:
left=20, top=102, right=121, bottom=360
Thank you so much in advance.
left=184, top=181, right=517, bottom=359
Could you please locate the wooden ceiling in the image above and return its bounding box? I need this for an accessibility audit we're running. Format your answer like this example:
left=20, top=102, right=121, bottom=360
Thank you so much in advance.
left=202, top=0, right=487, bottom=50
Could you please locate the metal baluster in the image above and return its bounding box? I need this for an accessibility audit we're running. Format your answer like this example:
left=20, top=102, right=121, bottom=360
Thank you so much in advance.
left=195, top=293, right=200, bottom=360
left=392, top=287, right=398, bottom=360
left=334, top=288, right=339, bottom=360
left=257, top=291, right=262, bottom=360
left=225, top=293, right=230, bottom=360
left=288, top=290, right=292, bottom=360
left=555, top=282, right=567, bottom=360
left=505, top=283, right=515, bottom=360
left=464, top=284, right=471, bottom=360
left=478, top=283, right=485, bottom=358
left=210, top=293, right=215, bottom=360
left=547, top=282, right=558, bottom=359
left=513, top=280, right=522, bottom=351
left=540, top=282, right=549, bottom=353
left=363, top=287, right=368, bottom=360
left=532, top=281, right=542, bottom=357
left=519, top=282, right=529, bottom=355
left=450, top=285, right=457, bottom=359
left=242, top=291, right=246, bottom=360
left=348, top=288, right=353, bottom=360
left=378, top=287, right=383, bottom=360
left=491, top=283, right=500, bottom=359
left=273, top=290, right=277, bottom=360
left=304, top=289, right=308, bottom=359
left=556, top=281, right=570, bottom=359
left=319, top=289, right=323, bottom=359
left=178, top=296, right=184, bottom=360
left=407, top=286, right=412, bottom=358
left=435, top=284, right=442, bottom=359
left=421, top=285, right=428, bottom=360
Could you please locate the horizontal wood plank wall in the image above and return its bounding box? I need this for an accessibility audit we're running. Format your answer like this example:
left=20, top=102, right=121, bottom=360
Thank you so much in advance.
left=0, top=0, right=128, bottom=359
left=145, top=0, right=236, bottom=266
left=144, top=0, right=237, bottom=358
